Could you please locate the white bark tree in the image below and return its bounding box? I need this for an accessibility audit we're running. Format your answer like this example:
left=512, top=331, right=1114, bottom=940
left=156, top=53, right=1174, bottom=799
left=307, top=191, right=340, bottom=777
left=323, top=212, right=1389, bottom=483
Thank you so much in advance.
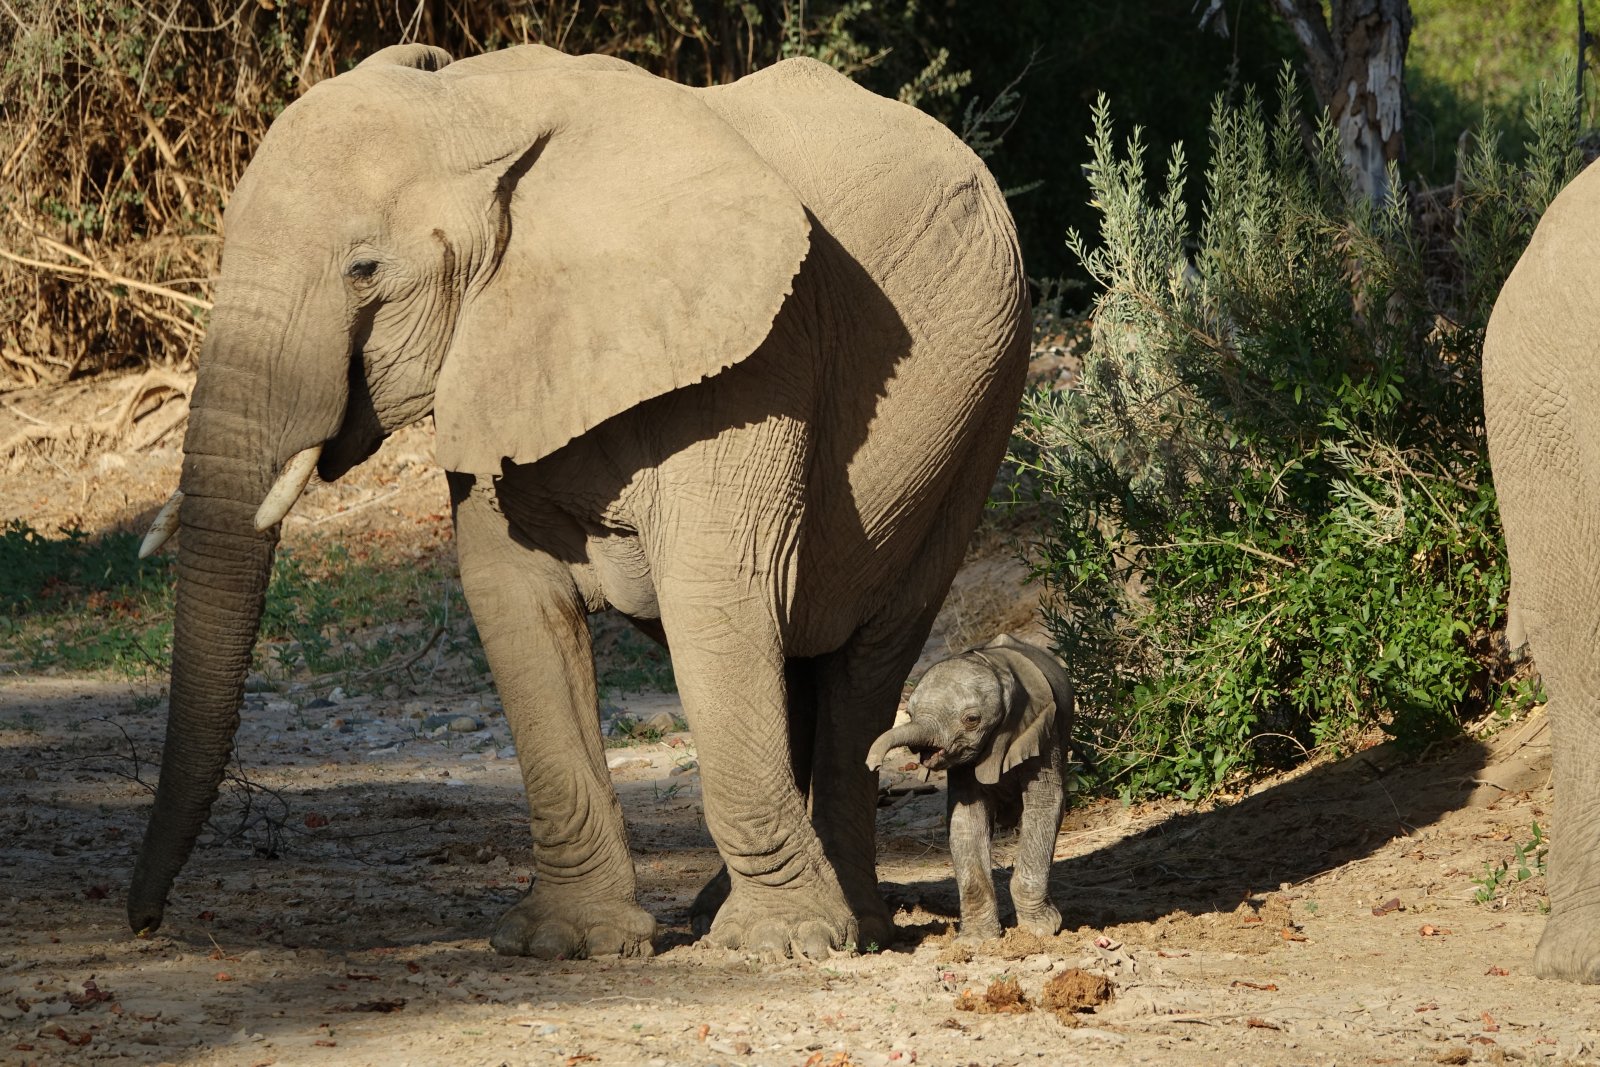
left=1271, top=0, right=1413, bottom=202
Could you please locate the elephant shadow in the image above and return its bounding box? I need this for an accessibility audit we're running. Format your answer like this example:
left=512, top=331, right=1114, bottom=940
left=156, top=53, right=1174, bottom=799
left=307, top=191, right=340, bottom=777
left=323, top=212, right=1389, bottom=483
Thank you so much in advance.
left=879, top=732, right=1540, bottom=941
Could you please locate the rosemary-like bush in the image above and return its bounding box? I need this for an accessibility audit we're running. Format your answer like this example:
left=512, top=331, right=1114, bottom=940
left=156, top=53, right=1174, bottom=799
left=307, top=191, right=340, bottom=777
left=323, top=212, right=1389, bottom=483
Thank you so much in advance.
left=1016, top=70, right=1578, bottom=800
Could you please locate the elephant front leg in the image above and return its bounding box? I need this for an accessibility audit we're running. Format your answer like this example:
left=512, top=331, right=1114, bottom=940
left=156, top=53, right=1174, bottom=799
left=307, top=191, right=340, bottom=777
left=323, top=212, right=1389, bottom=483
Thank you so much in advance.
left=454, top=485, right=654, bottom=959
left=947, top=775, right=1001, bottom=942
left=659, top=584, right=855, bottom=959
left=1010, top=763, right=1064, bottom=936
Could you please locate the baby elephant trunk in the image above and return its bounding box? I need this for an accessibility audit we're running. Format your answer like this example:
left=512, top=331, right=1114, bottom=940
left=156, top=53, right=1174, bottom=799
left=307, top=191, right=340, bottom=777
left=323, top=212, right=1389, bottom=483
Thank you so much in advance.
left=865, top=721, right=941, bottom=770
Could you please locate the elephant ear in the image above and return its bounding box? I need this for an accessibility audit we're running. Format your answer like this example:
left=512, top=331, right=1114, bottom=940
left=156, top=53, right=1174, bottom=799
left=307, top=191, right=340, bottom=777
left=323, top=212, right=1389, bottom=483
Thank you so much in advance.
left=357, top=43, right=454, bottom=71
left=430, top=51, right=810, bottom=474
left=972, top=642, right=1064, bottom=786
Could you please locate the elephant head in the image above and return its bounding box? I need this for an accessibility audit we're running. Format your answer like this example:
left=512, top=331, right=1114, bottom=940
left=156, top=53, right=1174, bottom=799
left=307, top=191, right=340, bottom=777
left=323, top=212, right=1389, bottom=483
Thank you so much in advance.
left=866, top=636, right=1067, bottom=787
left=128, top=43, right=810, bottom=934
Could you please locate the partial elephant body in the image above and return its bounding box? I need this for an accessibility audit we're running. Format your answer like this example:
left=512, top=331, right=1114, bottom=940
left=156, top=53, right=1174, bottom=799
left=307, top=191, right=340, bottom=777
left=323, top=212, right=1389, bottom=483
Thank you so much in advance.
left=1483, top=161, right=1600, bottom=983
left=129, top=42, right=1028, bottom=962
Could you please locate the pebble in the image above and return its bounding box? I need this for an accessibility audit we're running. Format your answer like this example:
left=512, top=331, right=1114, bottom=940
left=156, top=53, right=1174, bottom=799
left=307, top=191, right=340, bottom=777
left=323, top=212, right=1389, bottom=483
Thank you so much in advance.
left=265, top=701, right=294, bottom=714
left=669, top=760, right=699, bottom=777
left=420, top=713, right=484, bottom=732
left=328, top=686, right=347, bottom=703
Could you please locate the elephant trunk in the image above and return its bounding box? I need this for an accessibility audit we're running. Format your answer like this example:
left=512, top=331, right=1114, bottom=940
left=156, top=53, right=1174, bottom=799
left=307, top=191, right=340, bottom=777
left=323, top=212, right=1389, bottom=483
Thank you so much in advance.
left=865, top=721, right=941, bottom=771
left=127, top=293, right=337, bottom=933
left=128, top=485, right=278, bottom=933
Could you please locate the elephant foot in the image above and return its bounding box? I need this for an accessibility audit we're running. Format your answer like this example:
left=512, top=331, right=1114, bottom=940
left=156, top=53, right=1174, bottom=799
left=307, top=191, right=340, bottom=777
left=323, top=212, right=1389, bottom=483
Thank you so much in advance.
left=689, top=866, right=731, bottom=937
left=706, top=876, right=857, bottom=960
left=490, top=888, right=657, bottom=960
left=854, top=902, right=895, bottom=952
left=1016, top=900, right=1063, bottom=938
left=955, top=911, right=1003, bottom=943
left=1533, top=915, right=1600, bottom=983
left=695, top=865, right=893, bottom=952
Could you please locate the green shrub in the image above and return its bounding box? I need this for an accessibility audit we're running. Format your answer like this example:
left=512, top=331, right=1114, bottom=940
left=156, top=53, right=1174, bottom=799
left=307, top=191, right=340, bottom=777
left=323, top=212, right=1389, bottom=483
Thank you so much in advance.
left=1014, top=70, right=1578, bottom=801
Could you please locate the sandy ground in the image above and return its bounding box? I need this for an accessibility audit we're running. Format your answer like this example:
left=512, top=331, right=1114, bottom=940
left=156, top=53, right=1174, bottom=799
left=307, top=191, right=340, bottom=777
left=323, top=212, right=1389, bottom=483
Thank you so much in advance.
left=2, top=372, right=1598, bottom=1066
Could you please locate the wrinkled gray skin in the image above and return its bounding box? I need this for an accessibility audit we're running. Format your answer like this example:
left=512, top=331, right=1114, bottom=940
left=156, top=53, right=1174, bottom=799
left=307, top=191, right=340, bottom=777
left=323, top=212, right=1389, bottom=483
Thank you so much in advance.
left=1483, top=159, right=1600, bottom=983
left=127, top=43, right=1028, bottom=961
left=867, top=635, right=1072, bottom=941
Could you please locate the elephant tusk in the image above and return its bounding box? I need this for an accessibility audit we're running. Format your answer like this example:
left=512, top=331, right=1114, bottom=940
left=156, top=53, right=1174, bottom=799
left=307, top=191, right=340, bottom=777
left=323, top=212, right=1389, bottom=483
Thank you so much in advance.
left=253, top=444, right=322, bottom=531
left=137, top=490, right=184, bottom=559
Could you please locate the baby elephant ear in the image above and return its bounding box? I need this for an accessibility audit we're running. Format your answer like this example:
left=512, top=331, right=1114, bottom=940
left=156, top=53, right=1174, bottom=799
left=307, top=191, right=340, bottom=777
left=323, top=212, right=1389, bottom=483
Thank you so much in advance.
left=432, top=51, right=810, bottom=475
left=972, top=643, right=1065, bottom=786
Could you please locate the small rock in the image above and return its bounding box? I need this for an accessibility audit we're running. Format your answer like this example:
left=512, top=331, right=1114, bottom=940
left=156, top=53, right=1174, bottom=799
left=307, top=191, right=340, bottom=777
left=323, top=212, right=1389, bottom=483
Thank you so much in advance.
left=265, top=700, right=294, bottom=714
left=305, top=697, right=335, bottom=710
left=644, top=711, right=678, bottom=734
left=449, top=715, right=484, bottom=732
left=328, top=686, right=347, bottom=704
left=669, top=760, right=699, bottom=777
left=403, top=701, right=428, bottom=717
left=537, top=1024, right=559, bottom=1036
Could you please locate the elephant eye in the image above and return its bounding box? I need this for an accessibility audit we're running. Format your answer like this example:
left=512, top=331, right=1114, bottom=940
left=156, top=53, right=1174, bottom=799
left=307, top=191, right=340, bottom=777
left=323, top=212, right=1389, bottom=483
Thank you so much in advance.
left=345, top=259, right=380, bottom=282
left=961, top=711, right=982, bottom=727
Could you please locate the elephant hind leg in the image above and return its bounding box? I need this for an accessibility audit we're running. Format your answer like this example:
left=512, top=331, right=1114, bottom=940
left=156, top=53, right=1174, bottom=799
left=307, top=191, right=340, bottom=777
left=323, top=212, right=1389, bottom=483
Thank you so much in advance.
left=1530, top=684, right=1600, bottom=984
left=689, top=656, right=819, bottom=936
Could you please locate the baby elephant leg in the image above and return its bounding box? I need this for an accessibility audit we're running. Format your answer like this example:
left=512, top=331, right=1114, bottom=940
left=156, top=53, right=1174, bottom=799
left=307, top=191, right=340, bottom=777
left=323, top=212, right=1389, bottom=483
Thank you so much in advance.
left=947, top=775, right=1002, bottom=941
left=1011, top=764, right=1064, bottom=936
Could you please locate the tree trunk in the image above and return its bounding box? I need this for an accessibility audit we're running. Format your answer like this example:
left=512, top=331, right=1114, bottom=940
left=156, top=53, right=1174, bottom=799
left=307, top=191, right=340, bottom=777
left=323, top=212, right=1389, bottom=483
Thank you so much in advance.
left=1273, top=0, right=1413, bottom=202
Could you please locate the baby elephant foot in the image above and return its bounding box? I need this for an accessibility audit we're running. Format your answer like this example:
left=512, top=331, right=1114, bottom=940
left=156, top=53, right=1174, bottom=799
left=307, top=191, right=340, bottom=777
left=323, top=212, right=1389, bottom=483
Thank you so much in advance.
left=1016, top=899, right=1063, bottom=938
left=491, top=888, right=657, bottom=960
left=707, top=880, right=857, bottom=960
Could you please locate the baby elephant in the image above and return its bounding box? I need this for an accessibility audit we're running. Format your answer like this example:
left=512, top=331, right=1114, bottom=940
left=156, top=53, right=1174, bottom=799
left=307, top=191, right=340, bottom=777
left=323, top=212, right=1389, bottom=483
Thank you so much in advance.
left=867, top=634, right=1073, bottom=941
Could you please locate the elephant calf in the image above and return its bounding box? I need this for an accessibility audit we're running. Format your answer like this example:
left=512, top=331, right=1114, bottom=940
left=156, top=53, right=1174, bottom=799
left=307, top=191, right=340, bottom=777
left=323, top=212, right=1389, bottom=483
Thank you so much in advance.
left=867, top=634, right=1073, bottom=941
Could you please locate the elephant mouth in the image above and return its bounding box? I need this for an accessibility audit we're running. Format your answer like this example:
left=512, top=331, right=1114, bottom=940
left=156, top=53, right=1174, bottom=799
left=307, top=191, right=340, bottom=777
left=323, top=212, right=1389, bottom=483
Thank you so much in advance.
left=915, top=747, right=949, bottom=771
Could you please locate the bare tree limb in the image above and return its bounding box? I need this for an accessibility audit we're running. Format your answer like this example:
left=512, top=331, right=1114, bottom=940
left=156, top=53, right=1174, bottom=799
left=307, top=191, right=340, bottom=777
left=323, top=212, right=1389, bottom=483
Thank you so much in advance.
left=1271, top=0, right=1337, bottom=109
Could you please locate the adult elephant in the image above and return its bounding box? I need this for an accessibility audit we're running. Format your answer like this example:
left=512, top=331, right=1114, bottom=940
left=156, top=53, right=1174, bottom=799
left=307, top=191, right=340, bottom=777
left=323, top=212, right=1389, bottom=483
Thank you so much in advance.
left=127, top=43, right=1029, bottom=961
left=1483, top=162, right=1600, bottom=983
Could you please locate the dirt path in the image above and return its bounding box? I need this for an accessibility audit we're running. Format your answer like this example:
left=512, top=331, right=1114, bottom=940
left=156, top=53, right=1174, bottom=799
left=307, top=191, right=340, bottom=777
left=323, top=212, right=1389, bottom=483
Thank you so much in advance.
left=3, top=375, right=1598, bottom=1065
